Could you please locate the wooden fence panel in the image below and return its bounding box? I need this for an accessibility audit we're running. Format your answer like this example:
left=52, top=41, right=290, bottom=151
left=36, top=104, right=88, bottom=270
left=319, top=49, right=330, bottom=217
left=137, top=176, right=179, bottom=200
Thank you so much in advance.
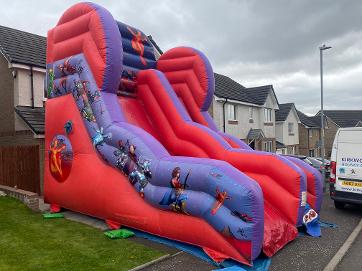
left=0, top=145, right=40, bottom=194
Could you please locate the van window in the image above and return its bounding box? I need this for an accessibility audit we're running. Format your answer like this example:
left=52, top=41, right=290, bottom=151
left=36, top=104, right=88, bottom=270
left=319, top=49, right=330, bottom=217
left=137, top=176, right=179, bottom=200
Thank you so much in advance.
left=338, top=130, right=362, bottom=144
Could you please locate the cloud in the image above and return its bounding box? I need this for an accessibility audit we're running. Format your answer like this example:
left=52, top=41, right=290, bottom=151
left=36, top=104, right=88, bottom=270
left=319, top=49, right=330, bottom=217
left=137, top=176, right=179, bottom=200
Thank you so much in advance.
left=0, top=0, right=361, bottom=115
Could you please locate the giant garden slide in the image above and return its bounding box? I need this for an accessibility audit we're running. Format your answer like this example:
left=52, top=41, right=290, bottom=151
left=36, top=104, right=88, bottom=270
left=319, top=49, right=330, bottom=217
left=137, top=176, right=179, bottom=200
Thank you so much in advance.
left=44, top=2, right=321, bottom=265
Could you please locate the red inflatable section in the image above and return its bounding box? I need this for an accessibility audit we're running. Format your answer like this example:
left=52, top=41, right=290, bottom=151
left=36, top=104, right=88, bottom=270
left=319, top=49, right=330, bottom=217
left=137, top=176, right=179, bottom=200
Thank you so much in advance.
left=44, top=94, right=251, bottom=265
left=157, top=47, right=320, bottom=212
left=119, top=69, right=300, bottom=255
left=47, top=3, right=110, bottom=91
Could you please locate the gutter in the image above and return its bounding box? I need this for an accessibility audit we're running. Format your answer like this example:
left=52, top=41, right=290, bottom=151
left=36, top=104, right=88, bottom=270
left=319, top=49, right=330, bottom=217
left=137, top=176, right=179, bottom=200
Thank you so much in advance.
left=30, top=66, right=34, bottom=108
left=215, top=96, right=262, bottom=108
left=222, top=98, right=228, bottom=132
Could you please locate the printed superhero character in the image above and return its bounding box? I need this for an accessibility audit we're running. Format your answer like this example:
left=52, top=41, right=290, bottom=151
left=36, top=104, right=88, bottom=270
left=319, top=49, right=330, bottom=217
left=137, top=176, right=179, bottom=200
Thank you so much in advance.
left=54, top=78, right=68, bottom=96
left=125, top=144, right=138, bottom=176
left=64, top=120, right=73, bottom=135
left=230, top=211, right=253, bottom=222
left=92, top=127, right=111, bottom=147
left=129, top=159, right=151, bottom=198
left=211, top=187, right=230, bottom=215
left=159, top=167, right=190, bottom=214
left=113, top=141, right=152, bottom=198
left=88, top=90, right=101, bottom=104
left=49, top=138, right=66, bottom=178
left=81, top=106, right=96, bottom=122
left=58, top=57, right=76, bottom=75
left=127, top=26, right=148, bottom=66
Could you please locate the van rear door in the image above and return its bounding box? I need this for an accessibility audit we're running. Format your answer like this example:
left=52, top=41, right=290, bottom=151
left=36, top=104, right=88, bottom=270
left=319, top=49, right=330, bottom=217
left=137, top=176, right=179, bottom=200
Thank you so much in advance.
left=335, top=129, right=362, bottom=195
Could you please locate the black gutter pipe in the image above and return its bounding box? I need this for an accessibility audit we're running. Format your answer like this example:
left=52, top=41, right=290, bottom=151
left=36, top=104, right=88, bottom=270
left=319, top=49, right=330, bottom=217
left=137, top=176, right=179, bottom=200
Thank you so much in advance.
left=30, top=66, right=34, bottom=108
left=222, top=98, right=228, bottom=132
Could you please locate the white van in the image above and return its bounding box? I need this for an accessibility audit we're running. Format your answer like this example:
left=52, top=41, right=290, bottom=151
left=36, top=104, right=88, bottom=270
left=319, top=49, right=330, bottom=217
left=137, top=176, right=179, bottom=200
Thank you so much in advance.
left=330, top=127, right=362, bottom=209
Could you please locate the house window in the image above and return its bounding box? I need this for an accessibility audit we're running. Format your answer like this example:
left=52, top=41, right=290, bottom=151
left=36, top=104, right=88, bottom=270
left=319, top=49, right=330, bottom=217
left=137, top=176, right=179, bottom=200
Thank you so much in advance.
left=264, top=108, right=272, bottom=122
left=288, top=123, right=294, bottom=135
left=263, top=141, right=273, bottom=152
left=249, top=107, right=253, bottom=120
left=308, top=129, right=313, bottom=138
left=309, top=149, right=315, bottom=157
left=226, top=103, right=237, bottom=121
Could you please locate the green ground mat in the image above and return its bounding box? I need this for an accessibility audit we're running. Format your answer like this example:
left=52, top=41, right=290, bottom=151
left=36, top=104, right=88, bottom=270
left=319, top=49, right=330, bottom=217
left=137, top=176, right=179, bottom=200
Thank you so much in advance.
left=104, top=229, right=135, bottom=239
left=43, top=213, right=64, bottom=219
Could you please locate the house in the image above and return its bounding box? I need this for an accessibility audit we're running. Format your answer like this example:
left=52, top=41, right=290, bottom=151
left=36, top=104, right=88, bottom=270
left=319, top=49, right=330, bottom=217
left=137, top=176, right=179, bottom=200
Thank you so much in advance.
left=210, top=73, right=279, bottom=152
left=275, top=103, right=300, bottom=154
left=297, top=110, right=321, bottom=157
left=316, top=110, right=362, bottom=157
left=0, top=25, right=46, bottom=193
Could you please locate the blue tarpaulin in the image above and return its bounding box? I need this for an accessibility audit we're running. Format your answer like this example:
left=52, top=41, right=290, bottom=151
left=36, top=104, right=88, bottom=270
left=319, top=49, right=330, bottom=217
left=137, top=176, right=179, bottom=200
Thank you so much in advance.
left=123, top=227, right=271, bottom=271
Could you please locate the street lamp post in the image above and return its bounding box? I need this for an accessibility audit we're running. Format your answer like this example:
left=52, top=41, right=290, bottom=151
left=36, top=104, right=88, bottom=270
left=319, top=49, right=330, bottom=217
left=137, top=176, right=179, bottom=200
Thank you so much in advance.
left=319, top=44, right=331, bottom=191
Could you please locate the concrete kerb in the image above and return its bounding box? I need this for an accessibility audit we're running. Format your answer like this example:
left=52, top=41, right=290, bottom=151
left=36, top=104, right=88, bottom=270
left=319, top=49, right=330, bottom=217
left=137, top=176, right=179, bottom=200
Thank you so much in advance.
left=323, top=218, right=362, bottom=271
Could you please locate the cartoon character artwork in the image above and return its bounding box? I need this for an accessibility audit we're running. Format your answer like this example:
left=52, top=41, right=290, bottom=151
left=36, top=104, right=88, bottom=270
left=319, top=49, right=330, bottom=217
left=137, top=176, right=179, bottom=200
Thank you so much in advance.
left=73, top=80, right=96, bottom=123
left=231, top=211, right=253, bottom=223
left=113, top=140, right=152, bottom=198
left=47, top=68, right=54, bottom=98
left=53, top=78, right=67, bottom=96
left=92, top=127, right=112, bottom=147
left=127, top=26, right=148, bottom=66
left=49, top=135, right=73, bottom=182
left=302, top=204, right=321, bottom=237
left=58, top=57, right=77, bottom=76
left=64, top=120, right=73, bottom=135
left=115, top=142, right=138, bottom=176
left=211, top=187, right=230, bottom=215
left=159, top=167, right=190, bottom=214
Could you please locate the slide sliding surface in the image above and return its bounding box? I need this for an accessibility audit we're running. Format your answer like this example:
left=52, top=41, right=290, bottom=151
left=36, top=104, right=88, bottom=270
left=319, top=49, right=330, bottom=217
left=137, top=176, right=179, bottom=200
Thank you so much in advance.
left=156, top=47, right=323, bottom=213
left=118, top=69, right=305, bottom=255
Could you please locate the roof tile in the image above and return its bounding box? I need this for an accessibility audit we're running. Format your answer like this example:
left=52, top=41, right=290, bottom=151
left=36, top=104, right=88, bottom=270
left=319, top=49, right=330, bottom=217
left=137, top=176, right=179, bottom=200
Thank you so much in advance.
left=0, top=25, right=46, bottom=68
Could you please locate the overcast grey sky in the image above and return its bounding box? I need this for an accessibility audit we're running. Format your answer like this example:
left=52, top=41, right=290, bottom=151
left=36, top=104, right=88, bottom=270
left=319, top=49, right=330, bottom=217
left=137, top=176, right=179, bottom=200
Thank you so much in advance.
left=1, top=0, right=361, bottom=114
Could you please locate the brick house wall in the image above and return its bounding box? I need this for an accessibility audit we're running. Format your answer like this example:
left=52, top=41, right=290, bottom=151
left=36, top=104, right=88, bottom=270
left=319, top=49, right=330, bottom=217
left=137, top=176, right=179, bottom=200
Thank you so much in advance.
left=324, top=117, right=339, bottom=158
left=0, top=57, right=15, bottom=133
left=298, top=124, right=320, bottom=157
left=0, top=57, right=45, bottom=194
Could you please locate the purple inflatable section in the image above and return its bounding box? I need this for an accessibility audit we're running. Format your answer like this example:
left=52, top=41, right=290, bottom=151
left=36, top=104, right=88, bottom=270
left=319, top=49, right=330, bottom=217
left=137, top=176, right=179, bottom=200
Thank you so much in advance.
left=286, top=156, right=323, bottom=212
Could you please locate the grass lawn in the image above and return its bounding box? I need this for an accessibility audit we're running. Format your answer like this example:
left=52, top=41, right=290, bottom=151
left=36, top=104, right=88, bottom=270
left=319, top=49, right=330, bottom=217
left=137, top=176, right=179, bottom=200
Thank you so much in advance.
left=0, top=196, right=165, bottom=271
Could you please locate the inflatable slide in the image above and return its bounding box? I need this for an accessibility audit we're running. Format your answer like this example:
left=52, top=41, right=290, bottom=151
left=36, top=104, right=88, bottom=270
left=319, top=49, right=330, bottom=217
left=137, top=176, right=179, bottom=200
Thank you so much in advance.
left=44, top=2, right=322, bottom=265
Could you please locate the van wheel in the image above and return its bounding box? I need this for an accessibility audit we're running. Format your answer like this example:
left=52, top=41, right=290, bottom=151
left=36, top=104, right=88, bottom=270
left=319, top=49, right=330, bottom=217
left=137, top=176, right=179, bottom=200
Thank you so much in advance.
left=334, top=201, right=345, bottom=209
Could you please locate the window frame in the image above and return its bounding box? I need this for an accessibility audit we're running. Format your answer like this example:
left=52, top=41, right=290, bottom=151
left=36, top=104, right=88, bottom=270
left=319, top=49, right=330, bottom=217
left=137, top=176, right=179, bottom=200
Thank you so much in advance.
left=264, top=108, right=272, bottom=123
left=263, top=140, right=273, bottom=152
left=226, top=103, right=237, bottom=121
left=288, top=122, right=294, bottom=135
left=248, top=107, right=253, bottom=120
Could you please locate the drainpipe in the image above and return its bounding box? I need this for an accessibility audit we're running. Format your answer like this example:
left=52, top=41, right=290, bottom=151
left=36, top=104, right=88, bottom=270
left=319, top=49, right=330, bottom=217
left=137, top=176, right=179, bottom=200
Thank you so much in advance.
left=307, top=128, right=310, bottom=156
left=222, top=98, right=228, bottom=132
left=30, top=66, right=34, bottom=108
